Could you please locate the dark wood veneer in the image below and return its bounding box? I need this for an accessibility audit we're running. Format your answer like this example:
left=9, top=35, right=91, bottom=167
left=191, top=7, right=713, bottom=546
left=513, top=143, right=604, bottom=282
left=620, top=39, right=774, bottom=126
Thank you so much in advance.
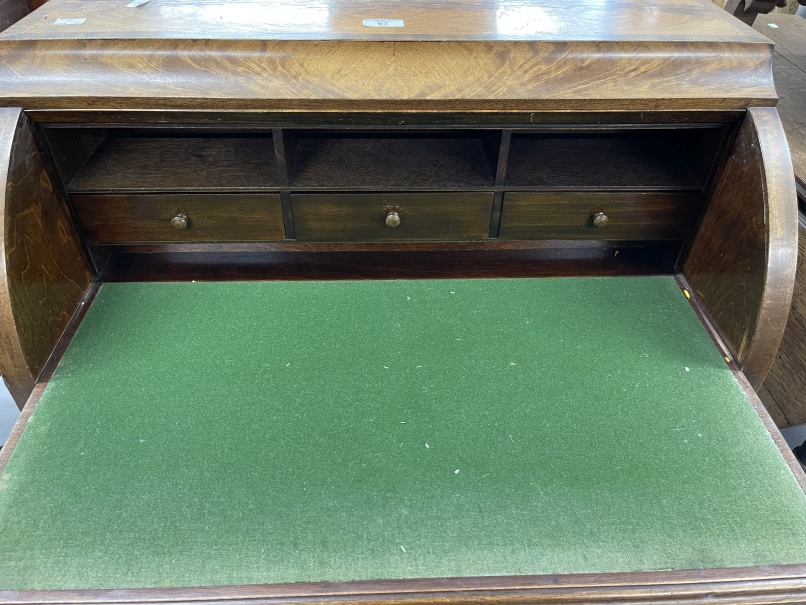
left=68, top=136, right=280, bottom=193
left=96, top=241, right=681, bottom=282
left=683, top=107, right=798, bottom=388
left=499, top=192, right=703, bottom=240
left=2, top=565, right=806, bottom=605
left=290, top=134, right=495, bottom=190
left=758, top=212, right=806, bottom=427
left=505, top=131, right=722, bottom=190
left=71, top=194, right=286, bottom=244
left=0, top=108, right=93, bottom=407
left=292, top=192, right=494, bottom=242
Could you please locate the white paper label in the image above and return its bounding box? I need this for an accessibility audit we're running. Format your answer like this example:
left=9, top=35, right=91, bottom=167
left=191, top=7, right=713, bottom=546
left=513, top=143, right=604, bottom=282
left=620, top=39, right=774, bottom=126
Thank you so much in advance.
left=768, top=23, right=779, bottom=28
left=54, top=18, right=86, bottom=24
left=363, top=19, right=404, bottom=28
left=126, top=0, right=150, bottom=7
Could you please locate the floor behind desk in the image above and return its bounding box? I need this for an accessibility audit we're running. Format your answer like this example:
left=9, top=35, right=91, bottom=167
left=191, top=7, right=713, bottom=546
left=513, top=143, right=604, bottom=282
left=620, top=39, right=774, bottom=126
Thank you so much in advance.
left=1, top=277, right=805, bottom=590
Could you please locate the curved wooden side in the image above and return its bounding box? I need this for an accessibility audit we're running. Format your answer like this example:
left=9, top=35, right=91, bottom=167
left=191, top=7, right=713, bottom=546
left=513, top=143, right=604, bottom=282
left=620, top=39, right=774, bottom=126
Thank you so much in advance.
left=0, top=107, right=92, bottom=408
left=683, top=107, right=798, bottom=388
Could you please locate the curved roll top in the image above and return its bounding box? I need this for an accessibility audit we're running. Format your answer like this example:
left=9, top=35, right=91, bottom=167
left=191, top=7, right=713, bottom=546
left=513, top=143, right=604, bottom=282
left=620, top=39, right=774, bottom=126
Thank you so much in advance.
left=0, top=108, right=92, bottom=407
left=683, top=107, right=798, bottom=388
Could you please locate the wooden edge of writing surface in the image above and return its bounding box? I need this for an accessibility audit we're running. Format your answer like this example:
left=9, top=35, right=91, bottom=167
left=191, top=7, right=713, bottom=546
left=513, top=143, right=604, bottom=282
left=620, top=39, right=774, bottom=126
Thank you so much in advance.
left=0, top=107, right=92, bottom=408
left=2, top=565, right=806, bottom=604
left=683, top=107, right=798, bottom=389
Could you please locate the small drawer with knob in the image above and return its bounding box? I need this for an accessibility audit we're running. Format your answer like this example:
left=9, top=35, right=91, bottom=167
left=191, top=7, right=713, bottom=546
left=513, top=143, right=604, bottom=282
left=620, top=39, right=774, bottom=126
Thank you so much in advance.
left=498, top=192, right=703, bottom=241
left=290, top=193, right=494, bottom=242
left=69, top=194, right=286, bottom=243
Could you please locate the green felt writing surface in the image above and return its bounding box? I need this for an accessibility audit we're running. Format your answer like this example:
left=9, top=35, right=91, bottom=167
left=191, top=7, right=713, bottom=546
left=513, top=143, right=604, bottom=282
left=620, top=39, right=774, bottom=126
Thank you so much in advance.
left=0, top=277, right=805, bottom=590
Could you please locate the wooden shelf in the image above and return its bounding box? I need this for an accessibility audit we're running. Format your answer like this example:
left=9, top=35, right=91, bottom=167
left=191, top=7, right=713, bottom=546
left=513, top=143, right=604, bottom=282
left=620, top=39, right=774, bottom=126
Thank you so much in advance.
left=68, top=136, right=280, bottom=193
left=289, top=134, right=495, bottom=190
left=505, top=131, right=720, bottom=190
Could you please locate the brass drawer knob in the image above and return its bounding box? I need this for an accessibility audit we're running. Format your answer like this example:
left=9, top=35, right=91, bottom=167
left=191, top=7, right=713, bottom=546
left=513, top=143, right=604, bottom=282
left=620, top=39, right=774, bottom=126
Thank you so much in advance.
left=385, top=210, right=401, bottom=228
left=592, top=211, right=609, bottom=228
left=171, top=213, right=189, bottom=230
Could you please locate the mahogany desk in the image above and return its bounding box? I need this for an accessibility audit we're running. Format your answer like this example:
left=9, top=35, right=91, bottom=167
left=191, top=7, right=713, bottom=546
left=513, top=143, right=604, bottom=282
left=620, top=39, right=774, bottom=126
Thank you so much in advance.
left=0, top=1, right=806, bottom=603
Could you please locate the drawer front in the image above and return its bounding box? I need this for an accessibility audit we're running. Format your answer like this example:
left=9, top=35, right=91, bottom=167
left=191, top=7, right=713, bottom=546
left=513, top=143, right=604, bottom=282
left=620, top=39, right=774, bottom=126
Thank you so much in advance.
left=291, top=193, right=494, bottom=242
left=499, top=192, right=703, bottom=240
left=71, top=194, right=286, bottom=243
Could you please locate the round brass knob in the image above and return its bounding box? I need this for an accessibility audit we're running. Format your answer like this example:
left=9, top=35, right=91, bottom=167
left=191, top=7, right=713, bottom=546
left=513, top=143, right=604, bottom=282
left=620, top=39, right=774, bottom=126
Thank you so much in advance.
left=592, top=211, right=609, bottom=228
left=385, top=210, right=401, bottom=228
left=171, top=213, right=189, bottom=230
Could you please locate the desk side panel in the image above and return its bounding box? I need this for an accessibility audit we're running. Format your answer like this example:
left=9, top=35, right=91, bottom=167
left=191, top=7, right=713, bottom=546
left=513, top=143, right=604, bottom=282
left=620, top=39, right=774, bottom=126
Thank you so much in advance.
left=683, top=107, right=798, bottom=388
left=0, top=108, right=92, bottom=407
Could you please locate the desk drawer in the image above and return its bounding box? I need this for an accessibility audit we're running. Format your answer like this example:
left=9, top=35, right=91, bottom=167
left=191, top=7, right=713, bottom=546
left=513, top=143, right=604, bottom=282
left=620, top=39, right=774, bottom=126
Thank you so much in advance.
left=71, top=194, right=286, bottom=243
left=499, top=192, right=702, bottom=240
left=291, top=193, right=494, bottom=242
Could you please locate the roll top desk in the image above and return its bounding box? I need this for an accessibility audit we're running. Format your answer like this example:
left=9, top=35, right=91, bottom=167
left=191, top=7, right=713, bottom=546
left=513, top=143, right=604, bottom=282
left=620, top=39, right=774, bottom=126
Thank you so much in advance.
left=0, top=1, right=805, bottom=603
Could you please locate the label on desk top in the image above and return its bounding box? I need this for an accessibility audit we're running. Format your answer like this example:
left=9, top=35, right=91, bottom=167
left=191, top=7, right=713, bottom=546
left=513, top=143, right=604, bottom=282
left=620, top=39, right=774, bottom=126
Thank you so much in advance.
left=363, top=19, right=404, bottom=27
left=54, top=18, right=86, bottom=25
left=126, top=0, right=150, bottom=7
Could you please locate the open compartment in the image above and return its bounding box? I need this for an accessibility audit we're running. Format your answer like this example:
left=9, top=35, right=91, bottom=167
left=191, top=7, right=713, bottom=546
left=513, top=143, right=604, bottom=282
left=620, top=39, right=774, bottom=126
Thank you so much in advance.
left=57, top=129, right=281, bottom=193
left=287, top=130, right=498, bottom=190
left=505, top=127, right=726, bottom=190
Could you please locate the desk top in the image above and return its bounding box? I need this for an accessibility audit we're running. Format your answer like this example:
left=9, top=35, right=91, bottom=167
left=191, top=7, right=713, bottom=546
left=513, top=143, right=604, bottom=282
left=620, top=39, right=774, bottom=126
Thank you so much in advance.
left=0, top=0, right=778, bottom=113
left=0, top=0, right=770, bottom=42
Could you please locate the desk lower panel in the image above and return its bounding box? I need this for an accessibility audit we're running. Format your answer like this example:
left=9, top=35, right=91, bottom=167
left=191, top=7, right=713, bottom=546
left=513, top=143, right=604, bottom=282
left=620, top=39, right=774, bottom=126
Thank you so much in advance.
left=0, top=277, right=805, bottom=591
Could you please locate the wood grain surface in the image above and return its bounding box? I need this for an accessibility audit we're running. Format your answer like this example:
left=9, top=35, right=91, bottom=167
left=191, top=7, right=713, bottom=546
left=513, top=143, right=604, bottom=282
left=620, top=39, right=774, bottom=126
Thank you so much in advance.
left=68, top=136, right=280, bottom=192
left=758, top=213, right=806, bottom=427
left=0, top=108, right=92, bottom=407
left=29, top=110, right=747, bottom=126
left=0, top=39, right=776, bottom=113
left=755, top=13, right=806, bottom=72
left=71, top=194, right=286, bottom=243
left=504, top=132, right=717, bottom=190
left=0, top=0, right=778, bottom=114
left=750, top=14, right=806, bottom=425
left=683, top=107, right=798, bottom=389
left=91, top=240, right=680, bottom=282
left=292, top=192, right=494, bottom=242
left=290, top=135, right=494, bottom=190
left=754, top=14, right=806, bottom=198
left=2, top=564, right=806, bottom=605
left=42, top=127, right=106, bottom=189
left=0, top=0, right=769, bottom=42
left=499, top=192, right=702, bottom=240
